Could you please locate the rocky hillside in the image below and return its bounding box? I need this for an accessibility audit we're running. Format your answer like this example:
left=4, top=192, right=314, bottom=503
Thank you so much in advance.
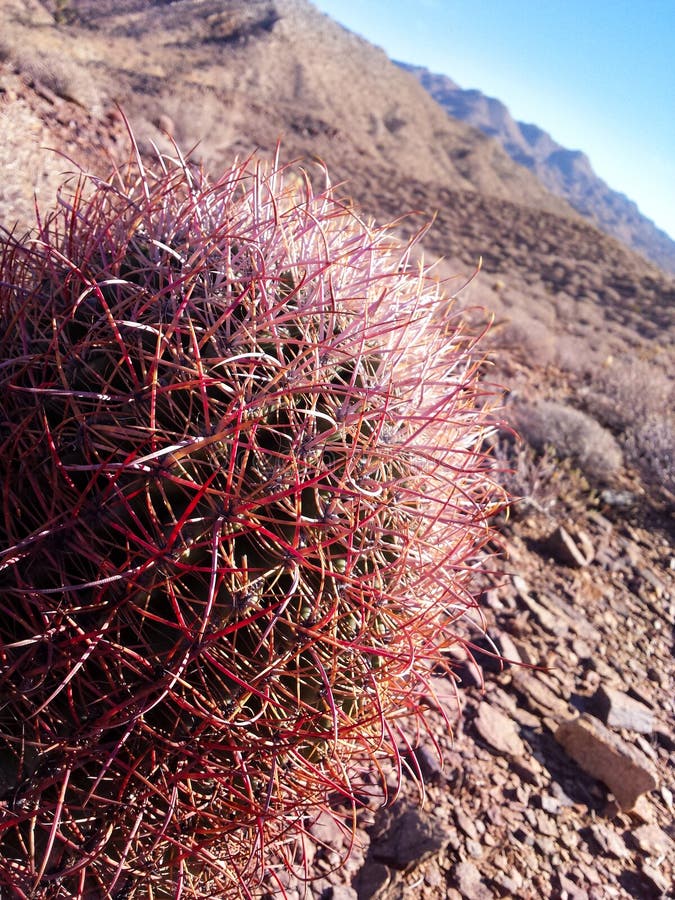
left=1, top=1, right=673, bottom=898
left=398, top=62, right=675, bottom=276
left=4, top=0, right=573, bottom=220
left=284, top=477, right=675, bottom=899
left=3, top=0, right=674, bottom=352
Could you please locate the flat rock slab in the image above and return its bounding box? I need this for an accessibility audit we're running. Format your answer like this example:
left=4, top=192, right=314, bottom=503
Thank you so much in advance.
left=593, top=685, right=655, bottom=734
left=474, top=702, right=526, bottom=758
left=555, top=713, right=658, bottom=810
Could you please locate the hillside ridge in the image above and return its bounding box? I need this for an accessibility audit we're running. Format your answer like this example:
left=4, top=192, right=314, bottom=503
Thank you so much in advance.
left=398, top=60, right=675, bottom=275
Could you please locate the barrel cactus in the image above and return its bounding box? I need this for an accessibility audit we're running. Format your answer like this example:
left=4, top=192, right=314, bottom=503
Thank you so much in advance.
left=0, top=145, right=505, bottom=897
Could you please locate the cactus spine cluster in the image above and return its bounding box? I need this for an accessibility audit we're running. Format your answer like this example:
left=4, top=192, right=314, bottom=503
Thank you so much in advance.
left=0, top=146, right=505, bottom=898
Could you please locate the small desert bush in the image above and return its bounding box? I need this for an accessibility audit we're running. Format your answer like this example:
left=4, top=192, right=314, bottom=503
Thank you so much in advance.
left=555, top=333, right=609, bottom=376
left=580, top=358, right=674, bottom=493
left=493, top=436, right=561, bottom=520
left=488, top=312, right=557, bottom=369
left=582, top=357, right=673, bottom=433
left=0, top=145, right=505, bottom=897
left=8, top=46, right=99, bottom=109
left=510, top=399, right=623, bottom=484
left=624, top=413, right=675, bottom=496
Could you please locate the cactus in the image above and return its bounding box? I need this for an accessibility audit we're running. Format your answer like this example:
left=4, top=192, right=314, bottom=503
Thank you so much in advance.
left=0, top=144, right=505, bottom=898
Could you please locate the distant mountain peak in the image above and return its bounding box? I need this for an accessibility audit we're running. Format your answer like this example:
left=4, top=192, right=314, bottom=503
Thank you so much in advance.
left=398, top=61, right=675, bottom=274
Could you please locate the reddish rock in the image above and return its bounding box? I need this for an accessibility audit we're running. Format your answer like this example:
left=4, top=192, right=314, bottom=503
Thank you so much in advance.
left=544, top=524, right=594, bottom=567
left=588, top=822, right=630, bottom=859
left=512, top=669, right=571, bottom=719
left=372, top=808, right=447, bottom=870
left=632, top=823, right=675, bottom=857
left=412, top=744, right=445, bottom=784
left=593, top=685, right=655, bottom=734
left=329, top=887, right=358, bottom=900
left=354, top=861, right=390, bottom=899
left=453, top=860, right=492, bottom=900
left=557, top=873, right=590, bottom=900
left=474, top=702, right=526, bottom=758
left=555, top=714, right=658, bottom=810
left=454, top=808, right=479, bottom=842
left=309, top=810, right=348, bottom=867
left=641, top=861, right=672, bottom=894
left=495, top=631, right=523, bottom=665
left=519, top=590, right=568, bottom=636
left=421, top=675, right=462, bottom=727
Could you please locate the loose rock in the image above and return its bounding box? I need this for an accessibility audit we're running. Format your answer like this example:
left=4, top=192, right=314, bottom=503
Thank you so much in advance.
left=592, top=685, right=655, bottom=734
left=327, top=887, right=359, bottom=900
left=632, top=823, right=675, bottom=857
left=412, top=744, right=445, bottom=784
left=641, top=862, right=672, bottom=894
left=555, top=714, right=659, bottom=810
left=354, top=862, right=391, bottom=900
left=452, top=860, right=492, bottom=900
left=519, top=590, right=568, bottom=635
left=371, top=809, right=447, bottom=870
left=588, top=823, right=630, bottom=859
left=512, top=669, right=571, bottom=719
left=495, top=631, right=523, bottom=666
left=544, top=524, right=594, bottom=567
left=557, top=873, right=590, bottom=900
left=473, top=702, right=526, bottom=757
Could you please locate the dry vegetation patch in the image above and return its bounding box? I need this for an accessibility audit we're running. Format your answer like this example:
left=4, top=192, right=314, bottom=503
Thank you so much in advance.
left=508, top=399, right=623, bottom=485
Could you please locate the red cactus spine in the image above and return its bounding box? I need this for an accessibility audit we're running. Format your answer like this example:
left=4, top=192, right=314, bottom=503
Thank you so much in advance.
left=0, top=146, right=506, bottom=898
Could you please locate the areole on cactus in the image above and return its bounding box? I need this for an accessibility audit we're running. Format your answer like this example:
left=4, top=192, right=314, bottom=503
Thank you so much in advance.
left=0, top=138, right=506, bottom=898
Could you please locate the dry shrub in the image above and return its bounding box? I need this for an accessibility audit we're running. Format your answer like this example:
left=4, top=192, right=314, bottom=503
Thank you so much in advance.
left=624, top=414, right=675, bottom=496
left=555, top=333, right=609, bottom=376
left=510, top=399, right=623, bottom=484
left=9, top=47, right=100, bottom=109
left=583, top=357, right=673, bottom=432
left=493, top=437, right=560, bottom=519
left=580, top=357, right=674, bottom=492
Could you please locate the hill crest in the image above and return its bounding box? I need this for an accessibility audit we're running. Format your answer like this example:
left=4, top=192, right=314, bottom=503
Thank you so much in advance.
left=398, top=61, right=675, bottom=274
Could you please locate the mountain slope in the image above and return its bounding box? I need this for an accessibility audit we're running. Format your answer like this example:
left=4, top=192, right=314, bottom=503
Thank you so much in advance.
left=398, top=62, right=675, bottom=275
left=1, top=0, right=673, bottom=358
left=5, top=0, right=574, bottom=217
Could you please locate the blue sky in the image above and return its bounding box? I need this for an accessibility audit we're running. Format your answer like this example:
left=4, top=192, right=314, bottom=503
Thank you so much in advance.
left=313, top=0, right=675, bottom=242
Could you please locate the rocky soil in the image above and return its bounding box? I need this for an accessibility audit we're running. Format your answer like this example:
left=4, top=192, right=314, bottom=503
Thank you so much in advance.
left=1, top=2, right=673, bottom=898
left=279, top=466, right=674, bottom=899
